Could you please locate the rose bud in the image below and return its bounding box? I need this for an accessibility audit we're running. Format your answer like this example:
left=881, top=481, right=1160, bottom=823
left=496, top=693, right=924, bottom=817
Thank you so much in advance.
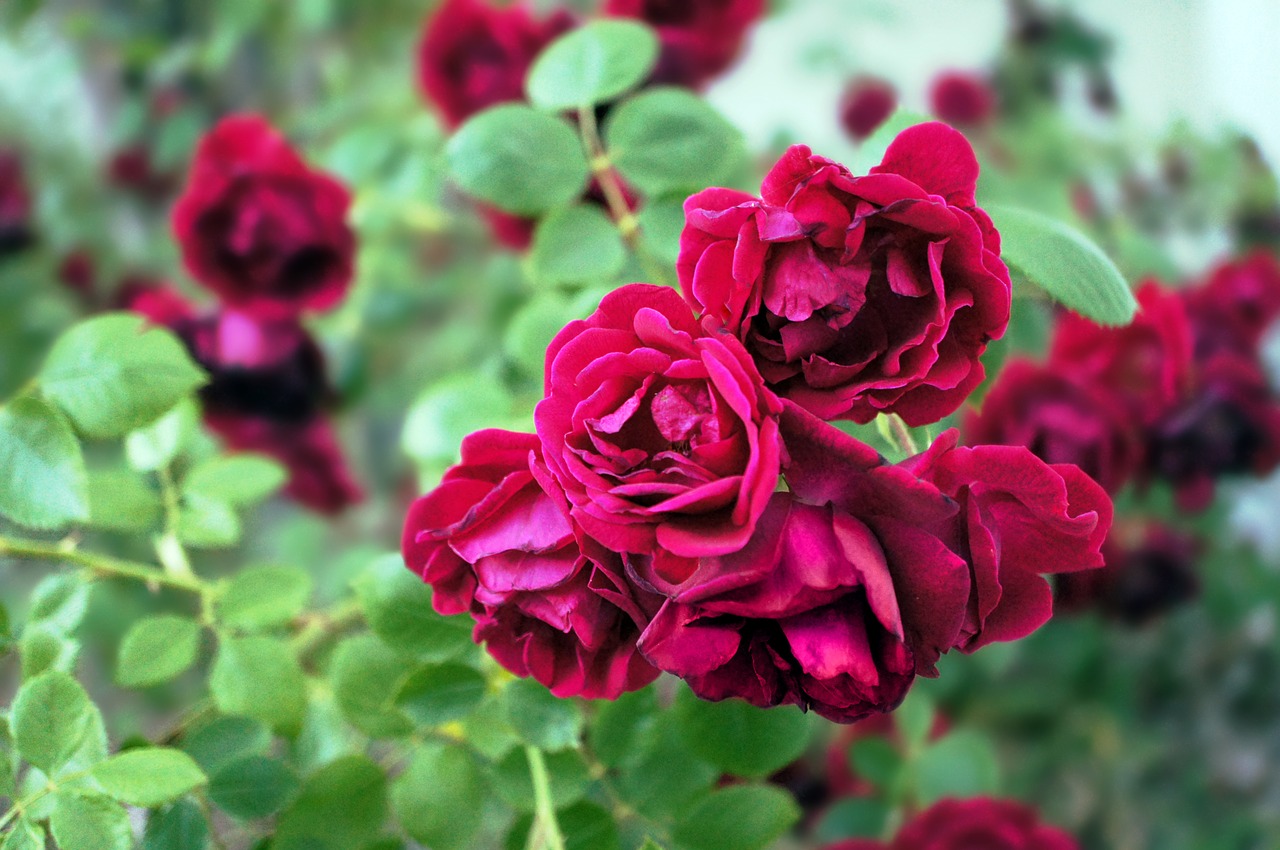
left=678, top=122, right=1011, bottom=425
left=887, top=797, right=1080, bottom=850
left=402, top=430, right=660, bottom=699
left=1181, top=251, right=1280, bottom=361
left=605, top=0, right=765, bottom=90
left=1049, top=281, right=1194, bottom=429
left=535, top=284, right=784, bottom=577
left=902, top=430, right=1113, bottom=653
left=928, top=71, right=998, bottom=127
left=416, top=0, right=576, bottom=130
left=108, top=144, right=176, bottom=201
left=1145, top=354, right=1280, bottom=511
left=57, top=250, right=97, bottom=302
left=963, top=358, right=1142, bottom=494
left=172, top=115, right=355, bottom=319
left=1056, top=521, right=1201, bottom=625
left=839, top=76, right=898, bottom=141
left=0, top=149, right=35, bottom=257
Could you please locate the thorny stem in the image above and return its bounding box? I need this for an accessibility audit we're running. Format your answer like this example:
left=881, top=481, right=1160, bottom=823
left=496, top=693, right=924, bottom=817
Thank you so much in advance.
left=525, top=745, right=567, bottom=850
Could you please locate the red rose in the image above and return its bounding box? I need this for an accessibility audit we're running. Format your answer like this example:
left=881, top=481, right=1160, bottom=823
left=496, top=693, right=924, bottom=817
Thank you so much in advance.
left=839, top=76, right=897, bottom=141
left=605, top=0, right=764, bottom=90
left=888, top=798, right=1079, bottom=850
left=1056, top=521, right=1201, bottom=624
left=964, top=357, right=1142, bottom=494
left=0, top=149, right=34, bottom=257
left=929, top=71, right=998, bottom=127
left=1181, top=251, right=1280, bottom=361
left=535, top=284, right=784, bottom=575
left=172, top=115, right=355, bottom=319
left=902, top=430, right=1113, bottom=653
left=108, top=144, right=176, bottom=202
left=402, top=430, right=659, bottom=699
left=416, top=0, right=576, bottom=130
left=678, top=123, right=1010, bottom=425
left=57, top=250, right=97, bottom=301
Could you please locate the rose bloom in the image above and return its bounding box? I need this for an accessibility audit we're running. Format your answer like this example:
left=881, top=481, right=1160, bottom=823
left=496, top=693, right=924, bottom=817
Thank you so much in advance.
left=535, top=284, right=784, bottom=577
left=605, top=0, right=764, bottom=90
left=964, top=357, right=1142, bottom=494
left=402, top=430, right=659, bottom=699
left=1057, top=521, right=1201, bottom=625
left=172, top=115, right=355, bottom=319
left=886, top=798, right=1078, bottom=850
left=1181, top=251, right=1280, bottom=361
left=679, top=122, right=1011, bottom=425
left=416, top=0, right=575, bottom=129
left=0, top=149, right=34, bottom=257
left=929, top=71, right=998, bottom=127
left=839, top=76, right=898, bottom=141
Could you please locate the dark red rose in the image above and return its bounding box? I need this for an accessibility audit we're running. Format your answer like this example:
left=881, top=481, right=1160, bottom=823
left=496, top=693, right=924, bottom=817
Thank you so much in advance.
left=172, top=115, right=355, bottom=319
left=678, top=123, right=1011, bottom=425
left=964, top=358, right=1142, bottom=494
left=929, top=71, right=998, bottom=127
left=402, top=429, right=660, bottom=699
left=1049, top=281, right=1194, bottom=429
left=839, top=76, right=897, bottom=141
left=902, top=430, right=1113, bottom=653
left=888, top=798, right=1079, bottom=850
left=1181, top=252, right=1280, bottom=361
left=822, top=842, right=884, bottom=850
left=108, top=144, right=176, bottom=201
left=1057, top=521, right=1201, bottom=624
left=57, top=250, right=97, bottom=301
left=1145, top=353, right=1280, bottom=511
left=0, top=149, right=34, bottom=257
left=535, top=284, right=784, bottom=575
left=605, top=0, right=764, bottom=89
left=416, top=0, right=576, bottom=130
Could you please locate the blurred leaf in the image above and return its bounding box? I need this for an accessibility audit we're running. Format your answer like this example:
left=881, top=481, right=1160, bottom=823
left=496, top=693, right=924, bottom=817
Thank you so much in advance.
left=849, top=738, right=902, bottom=790
left=613, top=721, right=718, bottom=819
left=531, top=204, right=627, bottom=286
left=605, top=88, right=743, bottom=196
left=143, top=800, right=209, bottom=850
left=208, top=755, right=300, bottom=820
left=637, top=196, right=688, bottom=266
left=527, top=20, right=659, bottom=110
left=210, top=637, right=307, bottom=734
left=813, top=798, right=890, bottom=843
left=504, top=679, right=583, bottom=751
left=28, top=574, right=89, bottom=634
left=125, top=400, right=197, bottom=472
left=0, top=821, right=43, bottom=850
left=184, top=454, right=287, bottom=507
left=39, top=314, right=206, bottom=439
left=446, top=105, right=589, bottom=216
left=331, top=634, right=414, bottom=739
left=507, top=801, right=621, bottom=850
left=91, top=748, right=206, bottom=807
left=19, top=626, right=78, bottom=680
left=355, top=554, right=474, bottom=660
left=48, top=794, right=131, bottom=850
left=914, top=730, right=1001, bottom=806
left=12, top=672, right=98, bottom=774
left=402, top=378, right=514, bottom=466
left=178, top=492, right=241, bottom=549
left=894, top=690, right=936, bottom=752
left=989, top=205, right=1137, bottom=326
left=0, top=396, right=87, bottom=530
left=590, top=686, right=656, bottom=769
left=86, top=469, right=161, bottom=532
left=218, top=565, right=312, bottom=630
left=394, top=663, right=486, bottom=727
left=671, top=785, right=800, bottom=850
left=491, top=747, right=589, bottom=813
left=273, top=755, right=388, bottom=850
left=181, top=716, right=271, bottom=775
left=673, top=686, right=813, bottom=778
left=391, top=743, right=486, bottom=849
left=504, top=292, right=575, bottom=377
left=116, top=615, right=201, bottom=688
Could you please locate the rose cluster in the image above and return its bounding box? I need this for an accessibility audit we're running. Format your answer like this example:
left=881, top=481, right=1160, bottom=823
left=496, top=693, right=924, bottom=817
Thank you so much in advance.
left=415, top=0, right=763, bottom=248
left=826, top=797, right=1079, bottom=850
left=127, top=115, right=362, bottom=513
left=403, top=124, right=1112, bottom=721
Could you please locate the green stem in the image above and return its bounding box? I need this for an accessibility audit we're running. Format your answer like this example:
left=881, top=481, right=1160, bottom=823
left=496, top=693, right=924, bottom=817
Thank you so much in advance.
left=578, top=106, right=640, bottom=248
left=0, top=767, right=93, bottom=832
left=155, top=466, right=195, bottom=581
left=886, top=414, right=920, bottom=456
left=0, top=535, right=206, bottom=595
left=524, top=745, right=566, bottom=850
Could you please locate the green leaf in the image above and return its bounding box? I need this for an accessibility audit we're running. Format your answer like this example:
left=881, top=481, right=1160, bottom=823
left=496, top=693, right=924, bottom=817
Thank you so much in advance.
left=402, top=377, right=514, bottom=466
left=273, top=755, right=388, bottom=850
left=531, top=204, right=627, bottom=287
left=605, top=88, right=743, bottom=196
left=208, top=755, right=300, bottom=820
left=394, top=663, right=487, bottom=727
left=637, top=196, right=688, bottom=266
left=116, top=615, right=202, bottom=688
left=218, top=564, right=313, bottom=630
left=446, top=105, right=589, bottom=216
left=181, top=715, right=271, bottom=775
left=848, top=737, right=902, bottom=790
left=491, top=747, right=589, bottom=813
left=504, top=678, right=583, bottom=751
left=91, top=747, right=206, bottom=807
left=355, top=554, right=474, bottom=660
left=504, top=293, right=576, bottom=377
left=331, top=635, right=414, bottom=739
left=178, top=492, right=241, bottom=549
left=18, top=627, right=78, bottom=680
left=507, top=801, right=621, bottom=850
left=28, top=574, right=89, bottom=634
left=86, top=469, right=161, bottom=532
left=673, top=686, right=813, bottom=778
left=672, top=785, right=801, bottom=850
left=125, top=399, right=197, bottom=471
left=210, top=637, right=307, bottom=734
left=184, top=454, right=287, bottom=506
left=391, top=743, right=486, bottom=849
left=39, top=314, right=206, bottom=439
left=914, top=730, right=1002, bottom=806
left=48, top=793, right=132, bottom=850
left=527, top=19, right=659, bottom=110
left=614, top=721, right=718, bottom=819
left=813, top=798, right=890, bottom=843
left=0, top=396, right=88, bottom=529
left=894, top=690, right=936, bottom=753
left=0, top=821, right=43, bottom=850
left=12, top=672, right=96, bottom=774
left=143, top=800, right=209, bottom=850
left=989, top=205, right=1137, bottom=326
left=590, top=687, right=656, bottom=769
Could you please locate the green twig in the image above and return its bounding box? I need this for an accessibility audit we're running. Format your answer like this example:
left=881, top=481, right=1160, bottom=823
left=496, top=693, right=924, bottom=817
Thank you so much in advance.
left=0, top=766, right=93, bottom=832
left=524, top=745, right=567, bottom=850
left=0, top=534, right=206, bottom=595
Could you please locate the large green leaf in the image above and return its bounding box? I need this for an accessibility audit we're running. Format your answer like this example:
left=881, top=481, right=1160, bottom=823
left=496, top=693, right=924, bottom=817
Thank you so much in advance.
left=391, top=743, right=486, bottom=850
left=116, top=615, right=202, bottom=688
left=504, top=679, right=583, bottom=751
left=91, top=747, right=207, bottom=807
left=209, top=637, right=307, bottom=734
left=11, top=672, right=98, bottom=775
left=0, top=396, right=87, bottom=530
left=273, top=755, right=388, bottom=850
left=330, top=634, right=414, bottom=739
left=217, top=564, right=312, bottom=630
left=48, top=794, right=131, bottom=850
left=673, top=686, right=813, bottom=778
left=355, top=554, right=474, bottom=660
left=671, top=786, right=801, bottom=850
left=605, top=88, right=743, bottom=196
left=526, top=19, right=659, bottom=110
left=207, top=755, right=300, bottom=820
left=531, top=204, right=627, bottom=287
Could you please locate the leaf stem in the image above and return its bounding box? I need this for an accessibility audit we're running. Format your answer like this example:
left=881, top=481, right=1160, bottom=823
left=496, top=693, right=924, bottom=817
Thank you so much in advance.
left=885, top=414, right=920, bottom=456
left=0, top=534, right=206, bottom=595
left=524, top=745, right=567, bottom=850
left=0, top=766, right=93, bottom=832
left=577, top=106, right=640, bottom=248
